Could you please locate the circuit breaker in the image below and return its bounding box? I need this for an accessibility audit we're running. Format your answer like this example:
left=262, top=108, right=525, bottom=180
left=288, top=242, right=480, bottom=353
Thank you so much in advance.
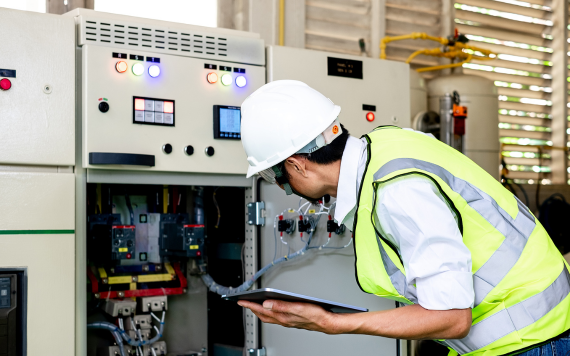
left=159, top=214, right=205, bottom=258
left=89, top=214, right=136, bottom=263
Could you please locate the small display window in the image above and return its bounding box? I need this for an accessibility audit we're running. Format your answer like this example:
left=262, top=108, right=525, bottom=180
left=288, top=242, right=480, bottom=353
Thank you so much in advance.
left=133, top=96, right=175, bottom=127
left=213, top=105, right=241, bottom=140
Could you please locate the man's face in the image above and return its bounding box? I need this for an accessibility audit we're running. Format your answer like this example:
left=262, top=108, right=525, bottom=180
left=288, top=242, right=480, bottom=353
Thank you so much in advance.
left=280, top=155, right=328, bottom=201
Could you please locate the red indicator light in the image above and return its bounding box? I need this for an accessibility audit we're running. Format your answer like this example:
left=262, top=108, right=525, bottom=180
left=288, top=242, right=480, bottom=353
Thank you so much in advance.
left=0, top=78, right=12, bottom=91
left=163, top=101, right=174, bottom=113
left=126, top=253, right=132, bottom=259
left=207, top=72, right=218, bottom=84
left=197, top=251, right=202, bottom=256
left=134, top=98, right=145, bottom=111
left=116, top=61, right=128, bottom=73
left=366, top=112, right=375, bottom=122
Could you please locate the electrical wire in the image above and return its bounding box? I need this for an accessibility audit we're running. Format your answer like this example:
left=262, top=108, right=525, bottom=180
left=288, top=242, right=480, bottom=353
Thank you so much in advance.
left=213, top=187, right=222, bottom=228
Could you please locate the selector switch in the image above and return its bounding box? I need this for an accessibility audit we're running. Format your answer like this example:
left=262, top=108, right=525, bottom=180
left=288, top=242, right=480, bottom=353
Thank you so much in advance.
left=98, top=101, right=110, bottom=113
left=163, top=144, right=173, bottom=154
left=184, top=145, right=194, bottom=156
left=205, top=146, right=215, bottom=157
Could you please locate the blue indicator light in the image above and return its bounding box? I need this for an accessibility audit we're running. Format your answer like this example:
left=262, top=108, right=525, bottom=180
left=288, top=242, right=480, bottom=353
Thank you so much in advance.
left=148, top=65, right=161, bottom=78
left=235, top=75, right=247, bottom=88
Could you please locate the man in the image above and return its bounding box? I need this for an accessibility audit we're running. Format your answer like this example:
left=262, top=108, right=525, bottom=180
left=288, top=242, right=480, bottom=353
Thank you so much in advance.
left=237, top=80, right=570, bottom=356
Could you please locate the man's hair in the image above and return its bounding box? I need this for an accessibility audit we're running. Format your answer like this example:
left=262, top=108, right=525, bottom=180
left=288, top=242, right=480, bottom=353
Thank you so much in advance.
left=277, top=123, right=350, bottom=179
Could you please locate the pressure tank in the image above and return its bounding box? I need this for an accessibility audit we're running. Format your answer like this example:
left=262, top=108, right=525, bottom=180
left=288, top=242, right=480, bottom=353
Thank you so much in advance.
left=427, top=74, right=500, bottom=179
left=409, top=69, right=428, bottom=123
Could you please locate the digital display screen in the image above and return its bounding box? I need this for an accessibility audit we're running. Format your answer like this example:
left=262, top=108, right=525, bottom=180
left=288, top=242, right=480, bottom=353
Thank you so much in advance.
left=327, top=57, right=363, bottom=79
left=214, top=105, right=241, bottom=139
left=220, top=108, right=241, bottom=133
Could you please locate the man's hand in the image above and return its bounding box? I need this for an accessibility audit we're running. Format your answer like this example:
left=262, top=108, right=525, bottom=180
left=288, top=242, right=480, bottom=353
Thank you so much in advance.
left=238, top=300, right=472, bottom=340
left=238, top=300, right=340, bottom=334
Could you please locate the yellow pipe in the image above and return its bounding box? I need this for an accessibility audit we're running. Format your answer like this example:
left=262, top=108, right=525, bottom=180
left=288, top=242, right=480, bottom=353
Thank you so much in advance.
left=279, top=0, right=285, bottom=46
left=417, top=54, right=473, bottom=73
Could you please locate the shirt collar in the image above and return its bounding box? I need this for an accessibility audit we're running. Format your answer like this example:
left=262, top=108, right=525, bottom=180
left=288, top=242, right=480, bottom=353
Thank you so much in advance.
left=334, top=136, right=364, bottom=224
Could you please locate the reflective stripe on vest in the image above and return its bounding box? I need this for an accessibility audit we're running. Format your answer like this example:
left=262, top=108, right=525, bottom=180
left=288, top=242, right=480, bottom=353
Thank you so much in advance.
left=445, top=267, right=570, bottom=354
left=373, top=158, right=536, bottom=307
left=375, top=235, right=418, bottom=304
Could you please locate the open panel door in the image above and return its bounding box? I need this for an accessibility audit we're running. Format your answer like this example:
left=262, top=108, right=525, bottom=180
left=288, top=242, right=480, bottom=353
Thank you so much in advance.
left=257, top=182, right=397, bottom=356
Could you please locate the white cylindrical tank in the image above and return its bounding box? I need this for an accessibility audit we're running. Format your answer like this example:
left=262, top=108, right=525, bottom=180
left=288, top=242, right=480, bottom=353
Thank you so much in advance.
left=410, top=69, right=428, bottom=122
left=427, top=74, right=500, bottom=179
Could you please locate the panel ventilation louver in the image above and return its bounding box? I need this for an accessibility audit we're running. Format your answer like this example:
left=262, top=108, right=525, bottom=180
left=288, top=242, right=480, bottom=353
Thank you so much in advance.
left=84, top=20, right=228, bottom=57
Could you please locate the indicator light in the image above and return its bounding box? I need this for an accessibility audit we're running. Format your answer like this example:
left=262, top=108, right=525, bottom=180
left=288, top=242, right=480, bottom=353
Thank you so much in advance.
left=207, top=72, right=218, bottom=84
left=132, top=63, right=144, bottom=76
left=366, top=112, right=375, bottom=122
left=0, top=78, right=11, bottom=91
left=115, top=61, right=128, bottom=73
left=148, top=65, right=160, bottom=78
left=126, top=253, right=132, bottom=259
left=163, top=101, right=174, bottom=114
left=235, top=75, right=247, bottom=88
left=221, top=74, right=232, bottom=86
left=134, top=98, right=145, bottom=111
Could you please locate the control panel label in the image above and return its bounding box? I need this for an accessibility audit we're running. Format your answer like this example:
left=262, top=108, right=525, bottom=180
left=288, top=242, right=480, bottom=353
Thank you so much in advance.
left=327, top=57, right=363, bottom=79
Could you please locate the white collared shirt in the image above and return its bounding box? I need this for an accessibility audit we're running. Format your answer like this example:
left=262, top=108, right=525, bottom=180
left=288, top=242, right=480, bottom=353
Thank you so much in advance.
left=335, top=132, right=474, bottom=310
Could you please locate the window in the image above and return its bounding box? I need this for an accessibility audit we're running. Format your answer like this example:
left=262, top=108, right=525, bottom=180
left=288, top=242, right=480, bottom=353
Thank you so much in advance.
left=455, top=0, right=554, bottom=184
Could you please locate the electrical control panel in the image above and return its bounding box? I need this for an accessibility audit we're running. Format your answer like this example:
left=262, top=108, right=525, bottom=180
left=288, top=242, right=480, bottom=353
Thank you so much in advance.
left=70, top=9, right=265, bottom=175
left=267, top=45, right=411, bottom=136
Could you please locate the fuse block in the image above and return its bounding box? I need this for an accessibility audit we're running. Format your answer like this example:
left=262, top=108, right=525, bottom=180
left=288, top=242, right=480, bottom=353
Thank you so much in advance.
left=277, top=216, right=295, bottom=236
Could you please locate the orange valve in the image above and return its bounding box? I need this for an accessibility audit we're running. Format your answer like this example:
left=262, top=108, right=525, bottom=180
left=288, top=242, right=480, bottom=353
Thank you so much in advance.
left=115, top=61, right=128, bottom=73
left=366, top=112, right=375, bottom=122
left=207, top=72, right=218, bottom=84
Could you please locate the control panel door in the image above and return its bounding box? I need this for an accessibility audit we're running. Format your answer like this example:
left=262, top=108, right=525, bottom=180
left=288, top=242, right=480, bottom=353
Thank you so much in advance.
left=82, top=45, right=265, bottom=174
left=258, top=183, right=397, bottom=356
left=0, top=8, right=75, bottom=166
left=267, top=45, right=411, bottom=136
left=0, top=172, right=75, bottom=356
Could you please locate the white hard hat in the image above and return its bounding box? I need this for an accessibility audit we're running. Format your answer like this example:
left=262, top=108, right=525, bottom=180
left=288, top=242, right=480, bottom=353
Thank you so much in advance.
left=241, top=80, right=342, bottom=178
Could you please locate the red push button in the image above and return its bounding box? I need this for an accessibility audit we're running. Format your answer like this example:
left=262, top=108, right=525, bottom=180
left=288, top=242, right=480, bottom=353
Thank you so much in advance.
left=366, top=112, right=375, bottom=122
left=0, top=78, right=11, bottom=91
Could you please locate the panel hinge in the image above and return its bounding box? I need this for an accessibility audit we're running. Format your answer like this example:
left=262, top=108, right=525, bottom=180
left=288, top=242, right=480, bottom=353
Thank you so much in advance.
left=248, top=347, right=266, bottom=356
left=247, top=201, right=265, bottom=226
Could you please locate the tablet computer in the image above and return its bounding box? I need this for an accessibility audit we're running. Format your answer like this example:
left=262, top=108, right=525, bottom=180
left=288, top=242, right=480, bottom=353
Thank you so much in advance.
left=222, top=288, right=368, bottom=313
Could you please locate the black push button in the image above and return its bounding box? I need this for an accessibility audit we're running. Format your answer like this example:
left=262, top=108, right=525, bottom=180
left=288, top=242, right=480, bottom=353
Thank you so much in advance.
left=184, top=145, right=194, bottom=156
left=205, top=146, right=215, bottom=157
left=163, top=144, right=173, bottom=154
left=98, top=102, right=110, bottom=113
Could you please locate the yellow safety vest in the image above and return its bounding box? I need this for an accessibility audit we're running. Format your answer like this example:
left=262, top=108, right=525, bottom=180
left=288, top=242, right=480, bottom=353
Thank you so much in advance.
left=353, top=126, right=570, bottom=356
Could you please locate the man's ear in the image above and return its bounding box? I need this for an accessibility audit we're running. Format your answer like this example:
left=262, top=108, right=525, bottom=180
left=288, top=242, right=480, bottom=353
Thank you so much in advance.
left=284, top=155, right=308, bottom=178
